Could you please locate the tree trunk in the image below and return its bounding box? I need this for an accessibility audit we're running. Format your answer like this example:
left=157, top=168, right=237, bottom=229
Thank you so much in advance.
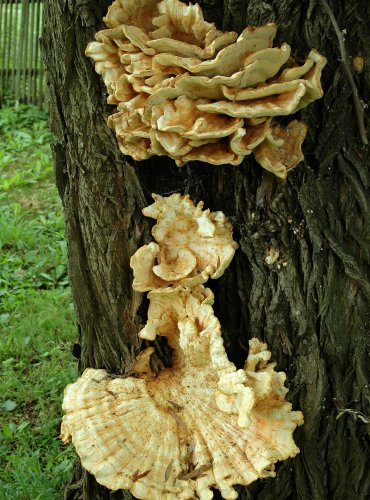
left=42, top=1, right=370, bottom=499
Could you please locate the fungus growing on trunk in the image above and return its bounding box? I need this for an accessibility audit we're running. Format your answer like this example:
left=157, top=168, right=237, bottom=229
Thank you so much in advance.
left=62, top=194, right=304, bottom=499
left=86, top=0, right=326, bottom=176
left=61, top=289, right=303, bottom=499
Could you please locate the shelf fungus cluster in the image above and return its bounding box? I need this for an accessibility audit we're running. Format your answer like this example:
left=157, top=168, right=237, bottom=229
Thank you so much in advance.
left=61, top=194, right=304, bottom=499
left=85, top=0, right=326, bottom=178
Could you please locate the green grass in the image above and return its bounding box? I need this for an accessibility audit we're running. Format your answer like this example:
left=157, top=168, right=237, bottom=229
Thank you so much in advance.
left=0, top=104, right=77, bottom=498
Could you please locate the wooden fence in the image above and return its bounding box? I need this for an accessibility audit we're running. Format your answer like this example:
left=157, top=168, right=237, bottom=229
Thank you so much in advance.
left=0, top=0, right=45, bottom=108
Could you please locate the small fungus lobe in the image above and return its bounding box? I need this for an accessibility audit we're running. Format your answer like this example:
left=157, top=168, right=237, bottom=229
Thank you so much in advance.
left=130, top=193, right=238, bottom=292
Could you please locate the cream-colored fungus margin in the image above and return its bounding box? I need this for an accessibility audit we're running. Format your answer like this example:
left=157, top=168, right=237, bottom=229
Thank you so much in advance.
left=61, top=194, right=304, bottom=499
left=86, top=0, right=326, bottom=178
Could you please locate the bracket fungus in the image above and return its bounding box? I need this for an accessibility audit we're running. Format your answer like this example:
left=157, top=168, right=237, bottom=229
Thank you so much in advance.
left=62, top=289, right=303, bottom=499
left=62, top=193, right=304, bottom=499
left=130, top=193, right=238, bottom=291
left=86, top=0, right=326, bottom=177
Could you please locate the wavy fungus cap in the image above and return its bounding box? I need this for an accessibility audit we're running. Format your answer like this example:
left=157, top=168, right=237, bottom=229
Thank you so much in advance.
left=254, top=120, right=308, bottom=179
left=86, top=0, right=326, bottom=176
left=130, top=193, right=238, bottom=291
left=61, top=289, right=303, bottom=500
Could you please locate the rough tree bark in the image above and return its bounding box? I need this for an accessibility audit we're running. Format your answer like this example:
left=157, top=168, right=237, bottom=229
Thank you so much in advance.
left=42, top=1, right=369, bottom=499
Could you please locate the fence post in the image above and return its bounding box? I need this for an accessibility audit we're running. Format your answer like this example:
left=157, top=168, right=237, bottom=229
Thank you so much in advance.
left=11, top=0, right=20, bottom=98
left=15, top=0, right=26, bottom=105
left=5, top=0, right=13, bottom=92
left=28, top=0, right=35, bottom=104
left=1, top=0, right=44, bottom=108
left=21, top=0, right=29, bottom=102
left=0, top=0, right=9, bottom=104
left=0, top=2, right=3, bottom=105
left=34, top=0, right=41, bottom=106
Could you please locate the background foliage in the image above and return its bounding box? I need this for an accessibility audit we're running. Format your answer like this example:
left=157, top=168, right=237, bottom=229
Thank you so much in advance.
left=0, top=104, right=76, bottom=499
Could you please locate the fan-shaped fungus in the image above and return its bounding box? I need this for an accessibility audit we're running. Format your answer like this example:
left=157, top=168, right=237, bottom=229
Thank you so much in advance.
left=86, top=0, right=326, bottom=176
left=62, top=290, right=303, bottom=499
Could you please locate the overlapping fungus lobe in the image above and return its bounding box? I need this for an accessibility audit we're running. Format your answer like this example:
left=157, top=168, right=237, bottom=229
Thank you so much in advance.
left=86, top=0, right=326, bottom=178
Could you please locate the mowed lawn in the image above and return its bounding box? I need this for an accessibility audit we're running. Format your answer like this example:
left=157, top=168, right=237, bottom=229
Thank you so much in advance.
left=0, top=104, right=77, bottom=499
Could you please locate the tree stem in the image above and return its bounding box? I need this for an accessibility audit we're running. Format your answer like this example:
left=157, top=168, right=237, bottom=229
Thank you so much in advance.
left=319, top=0, right=368, bottom=145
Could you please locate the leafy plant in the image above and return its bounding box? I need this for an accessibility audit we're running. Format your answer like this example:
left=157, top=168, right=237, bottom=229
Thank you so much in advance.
left=0, top=104, right=77, bottom=498
left=0, top=104, right=54, bottom=192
